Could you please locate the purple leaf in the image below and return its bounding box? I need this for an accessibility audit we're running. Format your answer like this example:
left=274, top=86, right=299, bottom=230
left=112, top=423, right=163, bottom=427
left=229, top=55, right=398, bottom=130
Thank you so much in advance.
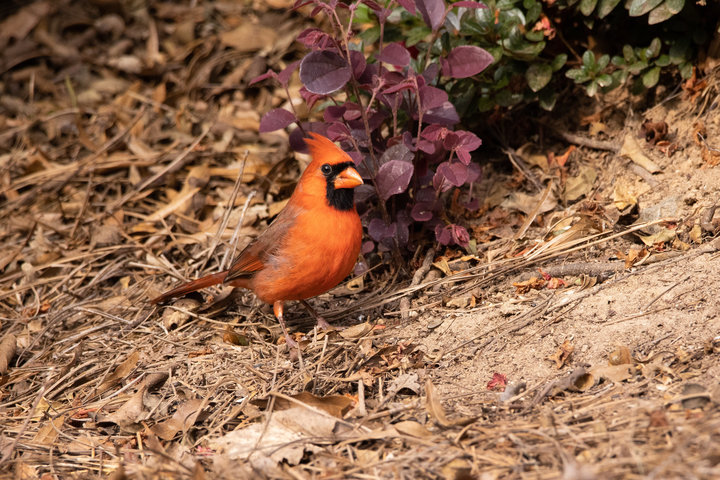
left=361, top=240, right=375, bottom=254
left=300, top=50, right=352, bottom=95
left=368, top=218, right=396, bottom=242
left=277, top=61, right=300, bottom=86
left=423, top=102, right=460, bottom=125
left=435, top=224, right=470, bottom=247
left=326, top=121, right=351, bottom=140
left=467, top=162, right=482, bottom=183
left=422, top=63, right=440, bottom=84
left=249, top=69, right=276, bottom=86
left=349, top=50, right=367, bottom=80
left=376, top=42, right=411, bottom=67
left=296, top=28, right=332, bottom=50
left=441, top=45, right=494, bottom=79
left=361, top=0, right=383, bottom=12
left=299, top=86, right=325, bottom=110
left=455, top=130, right=482, bottom=151
left=396, top=0, right=416, bottom=14
left=323, top=105, right=346, bottom=122
left=435, top=224, right=452, bottom=245
left=383, top=77, right=417, bottom=94
left=411, top=202, right=434, bottom=221
left=379, top=142, right=414, bottom=165
left=421, top=124, right=447, bottom=141
left=377, top=159, right=414, bottom=200
left=259, top=108, right=296, bottom=133
left=416, top=0, right=445, bottom=31
left=451, top=1, right=488, bottom=8
left=433, top=161, right=468, bottom=192
left=418, top=85, right=448, bottom=112
left=451, top=224, right=470, bottom=246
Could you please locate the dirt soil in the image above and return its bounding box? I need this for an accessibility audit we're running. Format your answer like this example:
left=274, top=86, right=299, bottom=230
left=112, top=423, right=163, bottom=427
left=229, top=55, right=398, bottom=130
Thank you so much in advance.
left=2, top=1, right=720, bottom=479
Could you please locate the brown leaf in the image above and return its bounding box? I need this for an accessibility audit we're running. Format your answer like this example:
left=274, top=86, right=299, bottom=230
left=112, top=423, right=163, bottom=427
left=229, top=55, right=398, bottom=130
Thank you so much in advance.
left=393, top=420, right=432, bottom=438
left=150, top=398, right=204, bottom=441
left=219, top=23, right=277, bottom=53
left=97, top=350, right=140, bottom=395
left=513, top=276, right=546, bottom=294
left=273, top=392, right=354, bottom=418
left=548, top=340, right=574, bottom=369
left=608, top=346, right=633, bottom=365
left=0, top=333, right=17, bottom=375
left=425, top=380, right=477, bottom=428
left=640, top=120, right=668, bottom=145
left=32, top=414, right=66, bottom=446
left=591, top=364, right=634, bottom=383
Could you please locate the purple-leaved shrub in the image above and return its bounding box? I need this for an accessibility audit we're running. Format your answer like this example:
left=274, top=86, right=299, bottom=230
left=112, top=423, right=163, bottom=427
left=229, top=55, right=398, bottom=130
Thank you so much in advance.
left=253, top=0, right=493, bottom=255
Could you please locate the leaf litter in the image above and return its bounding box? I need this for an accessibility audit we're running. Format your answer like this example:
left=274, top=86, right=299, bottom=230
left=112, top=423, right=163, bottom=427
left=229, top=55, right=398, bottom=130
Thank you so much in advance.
left=1, top=1, right=720, bottom=479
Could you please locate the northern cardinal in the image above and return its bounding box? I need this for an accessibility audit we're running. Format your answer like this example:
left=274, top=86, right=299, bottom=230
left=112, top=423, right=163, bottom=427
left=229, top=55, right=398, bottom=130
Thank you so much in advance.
left=151, top=133, right=363, bottom=347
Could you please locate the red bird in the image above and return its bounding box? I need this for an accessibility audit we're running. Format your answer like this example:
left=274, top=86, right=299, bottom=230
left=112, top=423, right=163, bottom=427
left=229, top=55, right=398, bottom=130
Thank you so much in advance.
left=152, top=133, right=363, bottom=347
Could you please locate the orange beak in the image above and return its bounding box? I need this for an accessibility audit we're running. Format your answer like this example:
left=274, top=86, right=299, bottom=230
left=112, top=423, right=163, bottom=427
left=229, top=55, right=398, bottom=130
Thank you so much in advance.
left=333, top=166, right=363, bottom=189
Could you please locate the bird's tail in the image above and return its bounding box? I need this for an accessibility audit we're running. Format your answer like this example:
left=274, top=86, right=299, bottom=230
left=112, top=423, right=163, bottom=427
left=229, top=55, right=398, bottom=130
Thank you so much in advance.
left=151, top=271, right=228, bottom=304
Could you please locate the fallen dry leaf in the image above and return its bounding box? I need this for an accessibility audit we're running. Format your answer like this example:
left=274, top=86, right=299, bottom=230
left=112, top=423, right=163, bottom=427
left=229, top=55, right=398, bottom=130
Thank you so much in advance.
left=608, top=346, right=633, bottom=365
left=0, top=333, right=17, bottom=375
left=548, top=340, right=574, bottom=369
left=619, top=134, right=661, bottom=173
left=151, top=398, right=204, bottom=441
left=272, top=392, right=355, bottom=418
left=425, top=380, right=477, bottom=428
left=393, top=420, right=433, bottom=439
left=210, top=407, right=336, bottom=470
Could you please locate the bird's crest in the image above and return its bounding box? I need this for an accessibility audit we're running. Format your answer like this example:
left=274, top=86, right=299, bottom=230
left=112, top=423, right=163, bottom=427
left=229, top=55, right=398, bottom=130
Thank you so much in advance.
left=304, top=133, right=353, bottom=166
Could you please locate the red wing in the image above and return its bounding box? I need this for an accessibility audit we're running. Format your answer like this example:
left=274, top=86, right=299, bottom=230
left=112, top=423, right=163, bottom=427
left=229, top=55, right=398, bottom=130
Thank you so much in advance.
left=224, top=202, right=303, bottom=283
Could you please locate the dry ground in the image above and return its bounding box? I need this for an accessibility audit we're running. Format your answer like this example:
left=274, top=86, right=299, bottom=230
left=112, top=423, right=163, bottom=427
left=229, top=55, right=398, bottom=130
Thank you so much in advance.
left=1, top=1, right=720, bottom=479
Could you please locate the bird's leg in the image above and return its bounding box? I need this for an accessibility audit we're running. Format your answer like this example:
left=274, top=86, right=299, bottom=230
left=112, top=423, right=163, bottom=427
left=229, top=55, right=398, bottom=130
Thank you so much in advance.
left=299, top=299, right=332, bottom=330
left=273, top=301, right=298, bottom=349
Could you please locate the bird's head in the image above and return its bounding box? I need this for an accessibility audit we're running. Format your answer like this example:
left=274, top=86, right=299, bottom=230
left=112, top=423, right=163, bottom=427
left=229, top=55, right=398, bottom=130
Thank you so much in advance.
left=300, top=133, right=363, bottom=211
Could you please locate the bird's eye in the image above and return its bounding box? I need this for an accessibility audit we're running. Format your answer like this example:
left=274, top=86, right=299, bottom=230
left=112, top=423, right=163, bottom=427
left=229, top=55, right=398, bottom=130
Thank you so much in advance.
left=321, top=164, right=332, bottom=175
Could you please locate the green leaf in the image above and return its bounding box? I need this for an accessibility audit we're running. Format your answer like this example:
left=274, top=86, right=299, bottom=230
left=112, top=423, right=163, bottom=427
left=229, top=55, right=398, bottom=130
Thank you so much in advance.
left=405, top=26, right=431, bottom=47
left=646, top=38, right=662, bottom=58
left=359, top=25, right=381, bottom=45
left=612, top=69, right=629, bottom=85
left=648, top=3, right=674, bottom=24
left=668, top=38, right=690, bottom=65
left=623, top=45, right=636, bottom=62
left=495, top=89, right=523, bottom=107
left=551, top=53, right=568, bottom=71
left=679, top=62, right=693, bottom=79
left=642, top=66, right=660, bottom=87
left=580, top=0, right=598, bottom=16
left=539, top=90, right=558, bottom=111
left=582, top=50, right=596, bottom=67
left=478, top=96, right=495, bottom=112
left=628, top=0, right=663, bottom=17
left=655, top=54, right=671, bottom=67
left=525, top=30, right=545, bottom=42
left=596, top=73, right=613, bottom=87
left=628, top=60, right=648, bottom=74
left=611, top=55, right=626, bottom=66
left=597, top=54, right=610, bottom=70
left=526, top=2, right=542, bottom=23
left=597, top=0, right=622, bottom=18
left=526, top=63, right=553, bottom=92
left=667, top=0, right=685, bottom=14
left=566, top=68, right=589, bottom=82
left=586, top=80, right=598, bottom=97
